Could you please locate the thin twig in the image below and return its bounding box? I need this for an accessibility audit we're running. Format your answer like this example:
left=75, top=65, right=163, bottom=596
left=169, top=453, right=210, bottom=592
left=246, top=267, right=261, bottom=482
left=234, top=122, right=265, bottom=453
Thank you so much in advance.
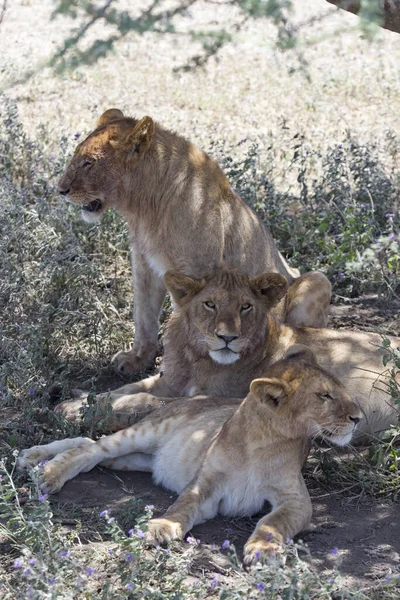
left=0, top=0, right=7, bottom=26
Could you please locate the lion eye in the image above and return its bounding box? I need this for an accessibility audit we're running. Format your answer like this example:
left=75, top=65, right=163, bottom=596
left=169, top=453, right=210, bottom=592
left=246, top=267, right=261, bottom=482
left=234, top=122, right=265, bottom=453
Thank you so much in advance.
left=204, top=301, right=216, bottom=310
left=319, top=392, right=333, bottom=401
left=241, top=303, right=252, bottom=312
left=82, top=159, right=94, bottom=168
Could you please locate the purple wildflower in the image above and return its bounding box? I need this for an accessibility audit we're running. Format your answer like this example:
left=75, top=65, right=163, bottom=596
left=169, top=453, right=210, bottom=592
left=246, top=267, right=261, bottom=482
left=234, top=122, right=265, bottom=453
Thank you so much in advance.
left=209, top=577, right=218, bottom=591
left=29, top=558, right=36, bottom=565
left=99, top=510, right=109, bottom=518
left=330, top=547, right=338, bottom=555
left=221, top=540, right=230, bottom=550
left=257, top=582, right=265, bottom=590
left=59, top=551, right=69, bottom=557
left=13, top=558, right=22, bottom=569
left=84, top=568, right=95, bottom=576
left=24, top=569, right=31, bottom=576
left=49, top=578, right=56, bottom=584
left=125, top=554, right=133, bottom=562
left=74, top=133, right=81, bottom=140
left=385, top=213, right=395, bottom=218
left=126, top=583, right=135, bottom=590
left=136, top=529, right=145, bottom=539
left=38, top=494, right=48, bottom=502
left=127, top=528, right=134, bottom=536
left=29, top=388, right=35, bottom=396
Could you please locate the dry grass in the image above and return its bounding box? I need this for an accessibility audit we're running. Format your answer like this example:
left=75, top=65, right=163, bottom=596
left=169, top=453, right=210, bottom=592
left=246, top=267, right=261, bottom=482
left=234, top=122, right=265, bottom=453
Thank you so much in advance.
left=0, top=1, right=399, bottom=598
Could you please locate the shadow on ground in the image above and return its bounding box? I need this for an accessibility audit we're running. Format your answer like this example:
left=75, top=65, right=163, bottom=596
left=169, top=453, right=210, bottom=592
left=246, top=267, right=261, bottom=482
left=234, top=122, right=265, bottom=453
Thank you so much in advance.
left=55, top=467, right=400, bottom=589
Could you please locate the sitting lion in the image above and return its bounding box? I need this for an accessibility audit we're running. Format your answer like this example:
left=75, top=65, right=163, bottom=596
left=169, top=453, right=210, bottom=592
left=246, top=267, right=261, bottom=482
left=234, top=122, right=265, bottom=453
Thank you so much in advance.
left=57, top=268, right=399, bottom=439
left=57, top=109, right=331, bottom=374
left=17, top=347, right=362, bottom=564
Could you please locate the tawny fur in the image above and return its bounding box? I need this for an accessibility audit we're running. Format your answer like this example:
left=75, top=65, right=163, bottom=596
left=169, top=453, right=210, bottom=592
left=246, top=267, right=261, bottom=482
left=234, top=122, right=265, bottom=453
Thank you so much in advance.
left=17, top=350, right=362, bottom=564
left=56, top=269, right=399, bottom=439
left=57, top=109, right=331, bottom=374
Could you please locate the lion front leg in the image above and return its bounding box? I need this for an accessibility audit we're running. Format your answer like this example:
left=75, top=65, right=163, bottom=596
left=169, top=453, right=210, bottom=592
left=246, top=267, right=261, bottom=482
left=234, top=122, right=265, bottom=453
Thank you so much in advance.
left=243, top=483, right=312, bottom=566
left=55, top=390, right=178, bottom=432
left=112, top=244, right=167, bottom=375
left=146, top=474, right=222, bottom=546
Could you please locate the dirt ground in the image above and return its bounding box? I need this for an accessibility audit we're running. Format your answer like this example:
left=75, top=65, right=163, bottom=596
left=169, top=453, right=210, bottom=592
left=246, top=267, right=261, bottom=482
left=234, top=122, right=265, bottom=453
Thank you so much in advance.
left=54, top=453, right=400, bottom=590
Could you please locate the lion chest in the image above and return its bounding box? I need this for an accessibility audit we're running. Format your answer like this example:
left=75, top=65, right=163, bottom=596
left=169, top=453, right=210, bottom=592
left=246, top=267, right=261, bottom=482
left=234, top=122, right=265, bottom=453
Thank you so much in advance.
left=217, top=461, right=272, bottom=518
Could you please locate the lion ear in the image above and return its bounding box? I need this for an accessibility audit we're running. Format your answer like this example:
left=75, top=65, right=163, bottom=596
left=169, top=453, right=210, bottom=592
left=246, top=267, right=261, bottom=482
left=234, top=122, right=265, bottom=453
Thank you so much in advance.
left=250, top=377, right=290, bottom=409
left=164, top=271, right=206, bottom=307
left=284, top=344, right=317, bottom=365
left=97, top=108, right=124, bottom=128
left=114, top=116, right=155, bottom=160
left=250, top=273, right=288, bottom=308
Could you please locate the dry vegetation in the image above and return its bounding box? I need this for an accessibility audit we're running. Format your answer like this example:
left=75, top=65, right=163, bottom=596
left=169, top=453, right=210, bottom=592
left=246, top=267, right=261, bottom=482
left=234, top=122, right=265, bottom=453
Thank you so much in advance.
left=0, top=0, right=399, bottom=598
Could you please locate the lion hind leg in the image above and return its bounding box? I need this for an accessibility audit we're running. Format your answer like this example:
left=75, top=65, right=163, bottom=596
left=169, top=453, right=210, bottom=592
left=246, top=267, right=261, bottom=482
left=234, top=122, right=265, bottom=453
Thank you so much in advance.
left=282, top=271, right=332, bottom=328
left=39, top=420, right=161, bottom=494
left=17, top=437, right=94, bottom=471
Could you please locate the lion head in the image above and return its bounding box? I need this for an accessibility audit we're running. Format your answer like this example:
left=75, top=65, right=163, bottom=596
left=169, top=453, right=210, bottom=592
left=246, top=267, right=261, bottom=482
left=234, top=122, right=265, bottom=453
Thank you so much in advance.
left=164, top=268, right=288, bottom=366
left=57, top=109, right=155, bottom=223
left=250, top=345, right=363, bottom=446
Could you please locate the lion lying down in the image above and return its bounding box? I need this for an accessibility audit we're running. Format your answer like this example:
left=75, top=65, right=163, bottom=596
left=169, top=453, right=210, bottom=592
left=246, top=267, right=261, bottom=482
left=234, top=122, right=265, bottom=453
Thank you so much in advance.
left=17, top=347, right=362, bottom=564
left=57, top=268, right=399, bottom=439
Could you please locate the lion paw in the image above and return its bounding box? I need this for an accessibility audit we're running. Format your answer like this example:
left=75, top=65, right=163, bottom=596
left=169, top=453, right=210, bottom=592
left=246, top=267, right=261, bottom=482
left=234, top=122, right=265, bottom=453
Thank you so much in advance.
left=112, top=346, right=157, bottom=375
left=54, top=396, right=89, bottom=422
left=243, top=540, right=284, bottom=567
left=17, top=447, right=52, bottom=471
left=39, top=462, right=66, bottom=495
left=145, top=518, right=184, bottom=546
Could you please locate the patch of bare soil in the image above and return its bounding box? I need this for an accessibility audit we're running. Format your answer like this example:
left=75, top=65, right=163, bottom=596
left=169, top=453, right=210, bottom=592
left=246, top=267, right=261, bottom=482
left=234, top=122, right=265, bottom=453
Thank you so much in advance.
left=329, top=294, right=400, bottom=335
left=54, top=466, right=400, bottom=590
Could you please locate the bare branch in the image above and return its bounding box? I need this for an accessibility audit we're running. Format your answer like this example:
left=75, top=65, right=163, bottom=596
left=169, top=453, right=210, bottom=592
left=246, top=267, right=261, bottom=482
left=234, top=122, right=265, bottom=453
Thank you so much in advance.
left=0, top=0, right=7, bottom=26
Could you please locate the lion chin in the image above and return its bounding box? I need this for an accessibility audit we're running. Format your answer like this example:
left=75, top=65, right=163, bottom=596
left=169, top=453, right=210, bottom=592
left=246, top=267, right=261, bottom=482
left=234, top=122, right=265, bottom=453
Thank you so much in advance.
left=209, top=349, right=240, bottom=365
left=81, top=207, right=103, bottom=224
left=323, top=431, right=354, bottom=447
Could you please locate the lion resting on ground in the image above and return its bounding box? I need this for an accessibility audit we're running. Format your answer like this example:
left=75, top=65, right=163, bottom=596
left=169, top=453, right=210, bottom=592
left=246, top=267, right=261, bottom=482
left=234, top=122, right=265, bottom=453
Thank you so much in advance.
left=17, top=348, right=362, bottom=564
left=57, top=268, right=399, bottom=439
left=57, top=109, right=331, bottom=374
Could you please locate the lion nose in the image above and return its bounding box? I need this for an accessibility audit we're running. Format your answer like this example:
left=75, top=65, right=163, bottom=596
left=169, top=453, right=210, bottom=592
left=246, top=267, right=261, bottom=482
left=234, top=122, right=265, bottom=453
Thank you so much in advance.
left=58, top=187, right=70, bottom=196
left=216, top=333, right=238, bottom=344
left=349, top=416, right=361, bottom=425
